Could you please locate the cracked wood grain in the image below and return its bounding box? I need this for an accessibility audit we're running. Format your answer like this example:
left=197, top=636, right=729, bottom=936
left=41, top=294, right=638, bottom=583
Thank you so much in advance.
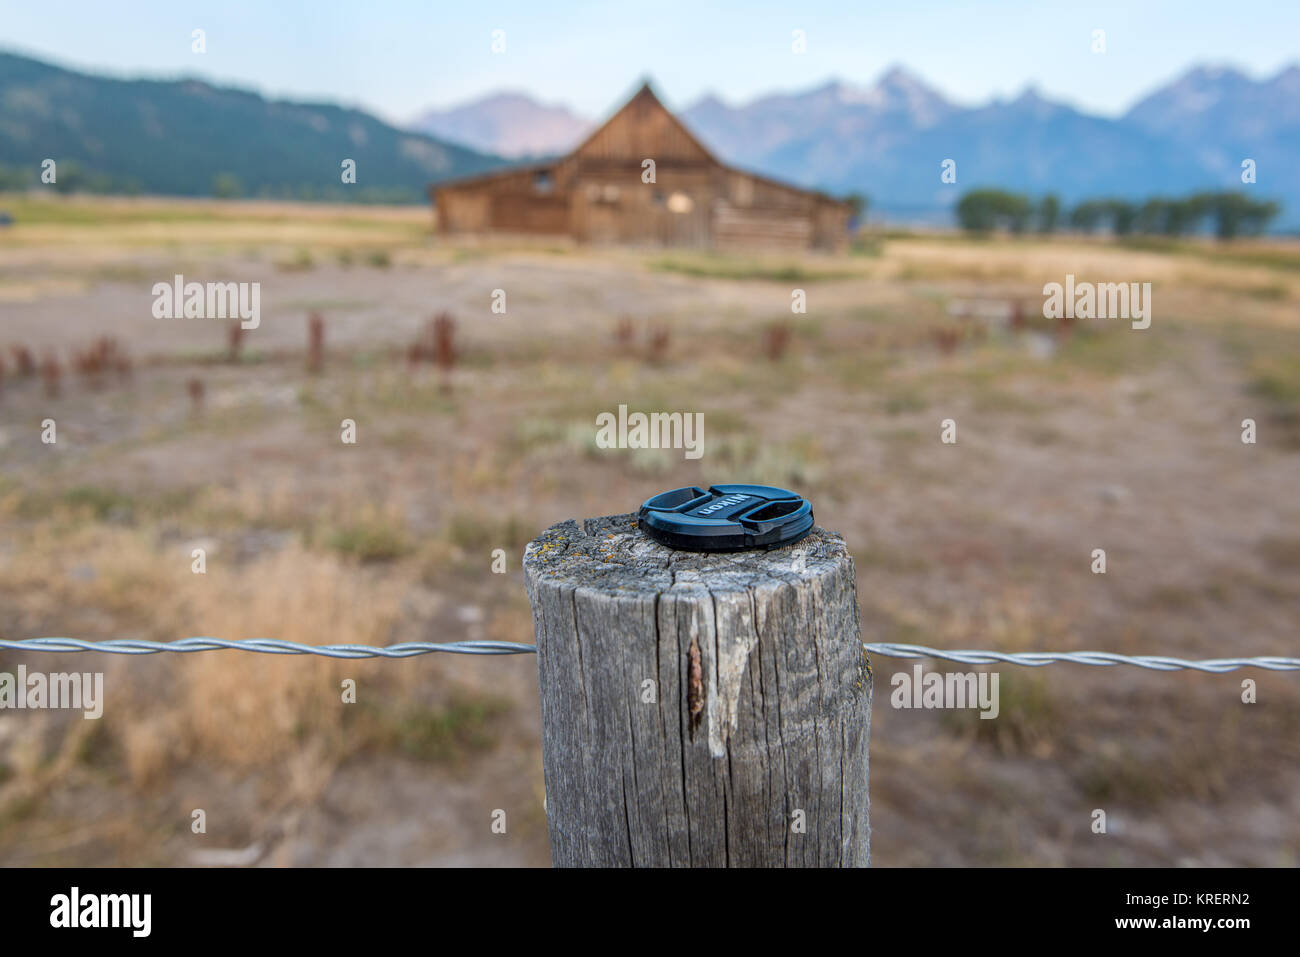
left=524, top=513, right=871, bottom=867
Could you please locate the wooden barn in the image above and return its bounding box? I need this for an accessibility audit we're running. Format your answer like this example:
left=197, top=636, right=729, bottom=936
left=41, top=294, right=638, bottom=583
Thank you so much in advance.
left=430, top=82, right=851, bottom=251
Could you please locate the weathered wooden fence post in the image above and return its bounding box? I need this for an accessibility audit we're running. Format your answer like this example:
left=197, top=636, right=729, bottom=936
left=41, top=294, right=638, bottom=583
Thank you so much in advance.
left=523, top=512, right=871, bottom=867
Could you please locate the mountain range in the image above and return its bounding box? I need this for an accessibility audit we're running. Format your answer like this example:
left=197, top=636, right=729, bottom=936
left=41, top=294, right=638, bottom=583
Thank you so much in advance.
left=0, top=50, right=506, bottom=202
left=412, top=64, right=1300, bottom=227
left=409, top=92, right=590, bottom=162
left=2, top=48, right=1295, bottom=227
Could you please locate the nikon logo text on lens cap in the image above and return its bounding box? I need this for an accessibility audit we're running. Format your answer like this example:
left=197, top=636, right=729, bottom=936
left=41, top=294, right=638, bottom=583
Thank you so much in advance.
left=637, top=484, right=814, bottom=552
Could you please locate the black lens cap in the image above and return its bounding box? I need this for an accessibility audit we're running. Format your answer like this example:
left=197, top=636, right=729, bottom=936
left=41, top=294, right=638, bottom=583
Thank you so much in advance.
left=637, top=484, right=814, bottom=552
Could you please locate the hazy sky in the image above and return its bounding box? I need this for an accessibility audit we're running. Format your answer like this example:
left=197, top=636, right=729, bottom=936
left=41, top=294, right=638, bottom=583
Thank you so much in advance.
left=2, top=0, right=1297, bottom=121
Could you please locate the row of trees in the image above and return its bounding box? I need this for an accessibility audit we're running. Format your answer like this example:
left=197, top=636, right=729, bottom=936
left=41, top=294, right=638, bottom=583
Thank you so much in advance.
left=0, top=161, right=140, bottom=195
left=955, top=189, right=1281, bottom=240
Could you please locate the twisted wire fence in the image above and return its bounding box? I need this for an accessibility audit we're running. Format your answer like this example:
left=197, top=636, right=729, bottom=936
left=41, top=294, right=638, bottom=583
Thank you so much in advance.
left=1, top=637, right=1296, bottom=672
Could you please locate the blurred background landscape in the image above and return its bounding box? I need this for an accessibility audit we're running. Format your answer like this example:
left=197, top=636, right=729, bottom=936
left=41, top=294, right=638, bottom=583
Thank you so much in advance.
left=0, top=1, right=1297, bottom=866
left=1, top=46, right=1296, bottom=228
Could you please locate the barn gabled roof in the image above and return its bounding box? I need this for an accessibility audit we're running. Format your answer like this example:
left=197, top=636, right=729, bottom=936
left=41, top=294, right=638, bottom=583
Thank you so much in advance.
left=567, top=80, right=720, bottom=166
left=432, top=79, right=850, bottom=208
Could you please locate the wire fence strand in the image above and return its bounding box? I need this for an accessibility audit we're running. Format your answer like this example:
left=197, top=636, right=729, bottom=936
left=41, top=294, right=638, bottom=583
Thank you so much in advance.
left=0, top=638, right=535, bottom=658
left=1, top=637, right=1296, bottom=672
left=864, top=642, right=1300, bottom=673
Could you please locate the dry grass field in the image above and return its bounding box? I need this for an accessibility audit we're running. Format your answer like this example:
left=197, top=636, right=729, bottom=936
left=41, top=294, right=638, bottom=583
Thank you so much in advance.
left=1, top=193, right=1298, bottom=866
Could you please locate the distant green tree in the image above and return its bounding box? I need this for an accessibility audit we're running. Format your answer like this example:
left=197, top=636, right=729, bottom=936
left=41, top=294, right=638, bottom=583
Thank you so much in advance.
left=1244, top=198, right=1282, bottom=236
left=1008, top=200, right=1031, bottom=233
left=1108, top=200, right=1136, bottom=236
left=1161, top=199, right=1198, bottom=236
left=52, top=161, right=87, bottom=194
left=212, top=173, right=244, bottom=199
left=1069, top=200, right=1108, bottom=233
left=1037, top=194, right=1061, bottom=233
left=1184, top=193, right=1219, bottom=235
left=0, top=165, right=35, bottom=191
left=1136, top=198, right=1173, bottom=235
left=1202, top=191, right=1281, bottom=240
left=956, top=189, right=1032, bottom=233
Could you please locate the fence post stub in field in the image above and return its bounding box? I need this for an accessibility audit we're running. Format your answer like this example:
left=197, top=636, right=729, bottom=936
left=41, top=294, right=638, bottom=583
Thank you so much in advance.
left=523, top=512, right=871, bottom=867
